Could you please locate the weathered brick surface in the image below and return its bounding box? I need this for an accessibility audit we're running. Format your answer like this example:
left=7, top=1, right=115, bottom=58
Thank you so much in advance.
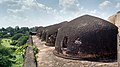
left=23, top=36, right=36, bottom=67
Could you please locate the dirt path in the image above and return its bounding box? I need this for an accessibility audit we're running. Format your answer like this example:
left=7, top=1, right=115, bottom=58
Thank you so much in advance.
left=32, top=36, right=118, bottom=67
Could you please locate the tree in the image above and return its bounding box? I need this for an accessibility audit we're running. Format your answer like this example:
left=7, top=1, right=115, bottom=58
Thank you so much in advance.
left=30, top=26, right=38, bottom=32
left=20, top=27, right=29, bottom=33
left=3, top=33, right=11, bottom=38
left=11, top=33, right=22, bottom=40
left=6, top=26, right=14, bottom=36
left=1, top=27, right=6, bottom=32
left=15, top=26, right=19, bottom=31
left=0, top=31, right=8, bottom=38
left=6, top=27, right=14, bottom=32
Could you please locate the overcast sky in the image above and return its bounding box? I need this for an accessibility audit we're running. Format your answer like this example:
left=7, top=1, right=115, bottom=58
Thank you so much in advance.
left=0, top=0, right=120, bottom=28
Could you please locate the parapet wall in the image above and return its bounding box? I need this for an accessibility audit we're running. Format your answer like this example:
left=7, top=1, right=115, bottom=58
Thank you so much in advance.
left=23, top=36, right=36, bottom=67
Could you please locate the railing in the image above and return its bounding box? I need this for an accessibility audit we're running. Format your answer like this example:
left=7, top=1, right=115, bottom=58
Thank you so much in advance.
left=23, top=35, right=36, bottom=67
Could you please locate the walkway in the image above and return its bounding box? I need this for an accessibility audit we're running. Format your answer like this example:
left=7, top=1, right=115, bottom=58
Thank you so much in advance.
left=32, top=36, right=118, bottom=67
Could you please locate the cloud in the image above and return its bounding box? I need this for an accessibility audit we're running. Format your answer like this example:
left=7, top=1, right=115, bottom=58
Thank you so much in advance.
left=68, top=6, right=109, bottom=21
left=7, top=0, right=38, bottom=13
left=116, top=2, right=120, bottom=8
left=0, top=15, right=31, bottom=27
left=7, top=0, right=57, bottom=15
left=7, top=5, right=30, bottom=14
left=59, top=0, right=80, bottom=13
left=59, top=0, right=78, bottom=7
left=23, top=0, right=36, bottom=6
left=0, top=0, right=9, bottom=4
left=0, top=0, right=59, bottom=27
left=0, top=0, right=111, bottom=27
left=99, top=0, right=112, bottom=9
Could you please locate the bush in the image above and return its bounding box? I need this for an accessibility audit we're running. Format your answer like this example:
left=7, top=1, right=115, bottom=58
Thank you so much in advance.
left=10, top=40, right=18, bottom=46
left=33, top=45, right=38, bottom=55
left=32, top=45, right=38, bottom=66
left=0, top=45, right=15, bottom=67
left=15, top=44, right=28, bottom=55
left=17, top=36, right=29, bottom=46
left=3, top=34, right=11, bottom=38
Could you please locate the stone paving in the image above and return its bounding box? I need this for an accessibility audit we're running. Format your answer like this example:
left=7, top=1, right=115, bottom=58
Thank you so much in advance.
left=32, top=36, right=118, bottom=67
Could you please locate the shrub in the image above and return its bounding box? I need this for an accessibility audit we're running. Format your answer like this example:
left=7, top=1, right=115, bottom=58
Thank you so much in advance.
left=17, top=36, right=29, bottom=46
left=33, top=45, right=38, bottom=55
left=15, top=44, right=28, bottom=55
left=0, top=45, right=15, bottom=67
left=10, top=40, right=18, bottom=46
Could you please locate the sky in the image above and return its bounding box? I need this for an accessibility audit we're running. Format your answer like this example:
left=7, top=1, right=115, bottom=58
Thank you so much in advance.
left=0, top=0, right=120, bottom=28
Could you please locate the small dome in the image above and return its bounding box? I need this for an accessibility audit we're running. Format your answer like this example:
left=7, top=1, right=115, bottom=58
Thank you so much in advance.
left=42, top=21, right=68, bottom=46
left=54, top=15, right=118, bottom=60
left=36, top=26, right=45, bottom=38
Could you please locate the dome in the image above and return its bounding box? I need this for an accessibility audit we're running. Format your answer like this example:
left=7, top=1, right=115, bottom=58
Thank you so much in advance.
left=42, top=21, right=68, bottom=46
left=36, top=26, right=45, bottom=39
left=53, top=15, right=118, bottom=60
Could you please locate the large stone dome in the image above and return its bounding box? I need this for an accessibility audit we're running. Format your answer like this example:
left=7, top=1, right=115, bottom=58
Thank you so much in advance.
left=54, top=15, right=118, bottom=60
